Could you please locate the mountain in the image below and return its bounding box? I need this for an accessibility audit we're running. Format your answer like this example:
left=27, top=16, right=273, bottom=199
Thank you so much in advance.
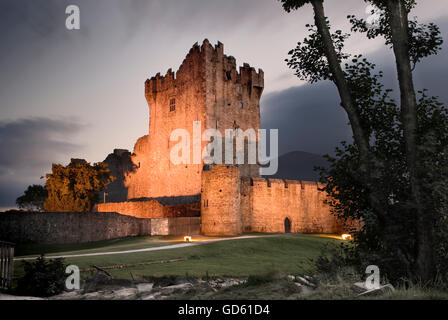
left=264, top=150, right=329, bottom=182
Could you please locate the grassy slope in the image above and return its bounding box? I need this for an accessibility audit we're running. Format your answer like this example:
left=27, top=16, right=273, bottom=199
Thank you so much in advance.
left=14, top=236, right=172, bottom=257
left=14, top=234, right=341, bottom=280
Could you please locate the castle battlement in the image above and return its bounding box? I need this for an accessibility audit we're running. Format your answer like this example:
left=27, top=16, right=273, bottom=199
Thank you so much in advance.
left=145, top=39, right=263, bottom=97
left=242, top=176, right=322, bottom=190
left=98, top=41, right=351, bottom=237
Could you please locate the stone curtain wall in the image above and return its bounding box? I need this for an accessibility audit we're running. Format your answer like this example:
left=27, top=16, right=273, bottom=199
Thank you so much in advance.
left=0, top=212, right=151, bottom=244
left=240, top=178, right=344, bottom=234
left=201, top=165, right=345, bottom=236
left=151, top=217, right=201, bottom=236
left=97, top=200, right=200, bottom=219
left=98, top=200, right=165, bottom=219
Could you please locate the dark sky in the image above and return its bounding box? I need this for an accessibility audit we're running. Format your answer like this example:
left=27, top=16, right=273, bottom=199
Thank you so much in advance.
left=0, top=0, right=447, bottom=208
left=262, top=16, right=448, bottom=155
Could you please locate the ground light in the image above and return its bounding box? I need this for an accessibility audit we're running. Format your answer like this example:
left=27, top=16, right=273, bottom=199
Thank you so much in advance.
left=342, top=234, right=352, bottom=240
left=184, top=236, right=192, bottom=242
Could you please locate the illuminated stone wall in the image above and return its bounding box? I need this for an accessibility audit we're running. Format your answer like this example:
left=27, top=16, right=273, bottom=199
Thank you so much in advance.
left=201, top=165, right=345, bottom=236
left=125, top=40, right=263, bottom=200
left=0, top=212, right=151, bottom=244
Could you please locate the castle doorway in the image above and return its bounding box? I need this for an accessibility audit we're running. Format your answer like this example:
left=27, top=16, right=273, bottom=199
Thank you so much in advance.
left=284, top=218, right=291, bottom=233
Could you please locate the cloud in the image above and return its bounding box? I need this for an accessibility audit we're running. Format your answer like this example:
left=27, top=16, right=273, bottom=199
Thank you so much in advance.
left=0, top=117, right=85, bottom=207
left=262, top=15, right=448, bottom=157
left=261, top=82, right=352, bottom=156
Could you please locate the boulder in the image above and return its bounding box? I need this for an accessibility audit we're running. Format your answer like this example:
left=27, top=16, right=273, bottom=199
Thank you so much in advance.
left=357, top=284, right=395, bottom=297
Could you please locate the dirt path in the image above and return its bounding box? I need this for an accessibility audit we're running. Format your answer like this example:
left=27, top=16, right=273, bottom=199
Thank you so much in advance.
left=14, top=234, right=284, bottom=261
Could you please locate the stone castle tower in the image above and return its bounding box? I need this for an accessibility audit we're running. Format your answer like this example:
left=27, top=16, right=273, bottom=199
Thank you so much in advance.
left=125, top=39, right=264, bottom=199
left=98, top=40, right=350, bottom=237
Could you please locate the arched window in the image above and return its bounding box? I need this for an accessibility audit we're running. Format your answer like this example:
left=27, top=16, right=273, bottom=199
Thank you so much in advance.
left=170, top=98, right=176, bottom=112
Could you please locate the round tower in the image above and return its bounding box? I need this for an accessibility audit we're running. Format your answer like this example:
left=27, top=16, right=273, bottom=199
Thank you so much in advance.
left=201, top=165, right=242, bottom=236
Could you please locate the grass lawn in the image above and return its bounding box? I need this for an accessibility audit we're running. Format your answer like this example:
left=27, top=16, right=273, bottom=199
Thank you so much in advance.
left=14, top=236, right=173, bottom=257
left=13, top=234, right=343, bottom=280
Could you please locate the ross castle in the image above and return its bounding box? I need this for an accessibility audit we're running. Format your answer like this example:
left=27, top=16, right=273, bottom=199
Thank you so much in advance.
left=98, top=40, right=346, bottom=236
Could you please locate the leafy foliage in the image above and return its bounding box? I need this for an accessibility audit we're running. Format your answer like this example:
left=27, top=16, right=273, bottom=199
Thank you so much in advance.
left=278, top=0, right=311, bottom=12
left=16, top=185, right=48, bottom=211
left=282, top=0, right=448, bottom=284
left=349, top=1, right=443, bottom=70
left=287, top=23, right=350, bottom=83
left=44, top=159, right=114, bottom=212
left=17, top=256, right=67, bottom=297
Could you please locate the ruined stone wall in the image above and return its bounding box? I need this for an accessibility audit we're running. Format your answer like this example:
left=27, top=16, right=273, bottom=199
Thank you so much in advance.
left=125, top=40, right=263, bottom=200
left=240, top=178, right=344, bottom=234
left=0, top=212, right=151, bottom=244
left=201, top=165, right=242, bottom=236
left=97, top=200, right=166, bottom=219
left=151, top=217, right=201, bottom=236
left=97, top=200, right=200, bottom=219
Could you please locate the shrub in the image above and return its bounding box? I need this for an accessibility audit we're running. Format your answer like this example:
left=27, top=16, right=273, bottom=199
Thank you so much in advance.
left=17, top=255, right=67, bottom=297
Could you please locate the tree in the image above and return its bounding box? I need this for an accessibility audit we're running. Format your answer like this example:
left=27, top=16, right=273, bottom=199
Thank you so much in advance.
left=16, top=185, right=48, bottom=212
left=44, top=159, right=114, bottom=212
left=349, top=0, right=443, bottom=284
left=279, top=0, right=444, bottom=283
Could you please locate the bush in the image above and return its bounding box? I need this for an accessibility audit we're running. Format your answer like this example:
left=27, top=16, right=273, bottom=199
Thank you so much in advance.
left=312, top=243, right=360, bottom=283
left=17, top=255, right=67, bottom=297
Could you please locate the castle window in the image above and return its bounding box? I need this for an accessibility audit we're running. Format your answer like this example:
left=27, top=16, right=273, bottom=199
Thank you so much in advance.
left=225, top=71, right=232, bottom=81
left=237, top=86, right=242, bottom=94
left=170, top=98, right=176, bottom=112
left=239, top=102, right=244, bottom=109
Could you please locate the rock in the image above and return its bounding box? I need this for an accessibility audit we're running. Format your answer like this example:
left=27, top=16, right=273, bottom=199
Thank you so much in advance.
left=300, top=285, right=314, bottom=295
left=304, top=275, right=315, bottom=283
left=110, top=288, right=138, bottom=299
left=357, top=284, right=395, bottom=297
left=287, top=275, right=296, bottom=281
left=0, top=293, right=44, bottom=300
left=175, top=276, right=198, bottom=285
left=352, top=282, right=368, bottom=294
left=160, top=283, right=193, bottom=295
left=50, top=291, right=81, bottom=300
left=137, top=283, right=154, bottom=294
left=141, top=292, right=163, bottom=300
left=83, top=272, right=113, bottom=293
left=296, top=276, right=316, bottom=288
left=82, top=292, right=103, bottom=300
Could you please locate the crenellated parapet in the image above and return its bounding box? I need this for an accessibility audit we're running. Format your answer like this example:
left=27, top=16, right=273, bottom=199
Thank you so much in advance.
left=202, top=165, right=345, bottom=236
left=144, top=39, right=264, bottom=99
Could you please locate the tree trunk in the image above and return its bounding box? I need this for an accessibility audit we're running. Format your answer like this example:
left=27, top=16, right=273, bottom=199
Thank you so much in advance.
left=386, top=0, right=435, bottom=282
left=311, top=0, right=370, bottom=166
left=310, top=0, right=387, bottom=217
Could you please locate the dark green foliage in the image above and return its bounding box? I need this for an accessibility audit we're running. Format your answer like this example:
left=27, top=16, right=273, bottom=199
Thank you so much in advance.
left=312, top=243, right=360, bottom=281
left=287, top=23, right=350, bottom=83
left=17, top=256, right=67, bottom=297
left=281, top=0, right=448, bottom=284
left=246, top=271, right=280, bottom=286
left=278, top=0, right=311, bottom=12
left=349, top=1, right=443, bottom=70
left=318, top=60, right=448, bottom=284
left=15, top=185, right=47, bottom=212
left=44, top=159, right=114, bottom=212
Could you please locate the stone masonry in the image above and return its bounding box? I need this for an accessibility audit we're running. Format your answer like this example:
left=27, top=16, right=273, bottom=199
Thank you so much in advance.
left=98, top=40, right=348, bottom=236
